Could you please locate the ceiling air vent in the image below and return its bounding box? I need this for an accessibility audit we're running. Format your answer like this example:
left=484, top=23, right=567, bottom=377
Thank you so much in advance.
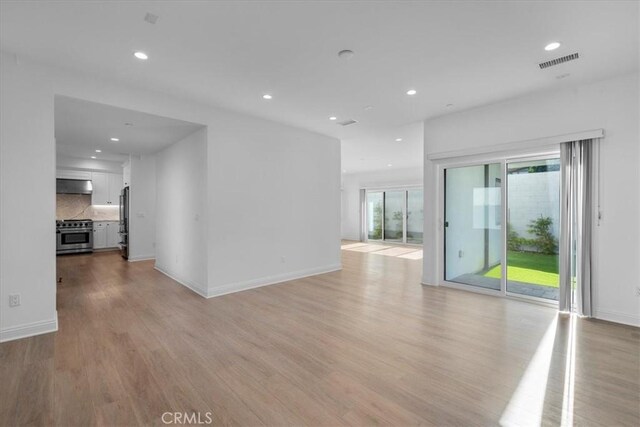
left=338, top=119, right=358, bottom=126
left=539, top=52, right=579, bottom=69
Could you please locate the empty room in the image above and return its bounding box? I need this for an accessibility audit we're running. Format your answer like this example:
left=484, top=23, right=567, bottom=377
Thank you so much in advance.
left=1, top=1, right=638, bottom=426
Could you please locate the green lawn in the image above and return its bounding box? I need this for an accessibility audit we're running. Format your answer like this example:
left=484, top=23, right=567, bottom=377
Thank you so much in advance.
left=485, top=251, right=559, bottom=287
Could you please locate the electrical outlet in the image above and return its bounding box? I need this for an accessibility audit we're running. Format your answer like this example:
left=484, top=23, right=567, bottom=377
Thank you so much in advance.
left=636, top=287, right=640, bottom=297
left=281, top=256, right=286, bottom=263
left=458, top=250, right=464, bottom=258
left=9, top=294, right=20, bottom=307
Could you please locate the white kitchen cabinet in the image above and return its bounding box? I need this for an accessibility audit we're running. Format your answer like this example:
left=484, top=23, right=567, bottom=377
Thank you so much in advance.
left=94, top=221, right=119, bottom=249
left=108, top=174, right=123, bottom=205
left=123, top=161, right=131, bottom=187
left=91, top=172, right=109, bottom=205
left=105, top=222, right=120, bottom=248
left=91, top=172, right=123, bottom=205
left=93, top=222, right=107, bottom=249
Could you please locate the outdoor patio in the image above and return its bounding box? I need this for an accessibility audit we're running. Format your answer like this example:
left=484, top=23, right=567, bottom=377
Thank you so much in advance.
left=451, top=273, right=559, bottom=300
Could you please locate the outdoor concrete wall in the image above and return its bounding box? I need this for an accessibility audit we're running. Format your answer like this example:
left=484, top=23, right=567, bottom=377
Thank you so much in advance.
left=508, top=171, right=560, bottom=240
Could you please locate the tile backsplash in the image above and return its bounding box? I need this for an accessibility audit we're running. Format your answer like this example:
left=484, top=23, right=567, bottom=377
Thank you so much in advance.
left=56, top=194, right=119, bottom=221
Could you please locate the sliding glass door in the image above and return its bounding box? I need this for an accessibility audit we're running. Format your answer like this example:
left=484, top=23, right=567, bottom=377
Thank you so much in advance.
left=384, top=191, right=405, bottom=242
left=407, top=189, right=424, bottom=244
left=366, top=188, right=423, bottom=244
left=506, top=159, right=560, bottom=300
left=443, top=156, right=560, bottom=302
left=444, top=163, right=502, bottom=290
left=366, top=192, right=383, bottom=240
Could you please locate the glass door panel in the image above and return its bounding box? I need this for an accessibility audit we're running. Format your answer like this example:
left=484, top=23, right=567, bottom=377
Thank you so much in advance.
left=445, top=163, right=502, bottom=290
left=367, top=192, right=383, bottom=240
left=506, top=158, right=560, bottom=300
left=407, top=189, right=424, bottom=244
left=383, top=191, right=405, bottom=242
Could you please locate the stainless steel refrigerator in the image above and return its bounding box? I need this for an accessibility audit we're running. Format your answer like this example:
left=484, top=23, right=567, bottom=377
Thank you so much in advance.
left=119, top=186, right=129, bottom=259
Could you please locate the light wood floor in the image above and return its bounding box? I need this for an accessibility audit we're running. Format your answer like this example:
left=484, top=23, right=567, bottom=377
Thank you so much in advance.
left=1, top=247, right=638, bottom=426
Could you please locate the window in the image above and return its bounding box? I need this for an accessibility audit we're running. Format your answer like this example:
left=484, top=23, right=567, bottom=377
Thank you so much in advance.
left=366, top=188, right=423, bottom=244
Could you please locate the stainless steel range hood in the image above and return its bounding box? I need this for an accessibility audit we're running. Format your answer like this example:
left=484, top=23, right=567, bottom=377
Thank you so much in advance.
left=56, top=179, right=93, bottom=195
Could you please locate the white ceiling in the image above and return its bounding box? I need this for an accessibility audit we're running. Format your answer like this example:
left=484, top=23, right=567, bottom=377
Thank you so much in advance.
left=2, top=1, right=638, bottom=173
left=55, top=96, right=204, bottom=162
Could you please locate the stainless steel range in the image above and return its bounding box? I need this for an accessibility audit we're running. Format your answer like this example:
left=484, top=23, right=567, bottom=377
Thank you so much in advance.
left=56, top=219, right=94, bottom=255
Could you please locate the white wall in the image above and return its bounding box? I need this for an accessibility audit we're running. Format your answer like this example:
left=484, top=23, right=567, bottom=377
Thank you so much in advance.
left=129, top=153, right=157, bottom=261
left=56, top=154, right=123, bottom=174
left=341, top=167, right=423, bottom=240
left=423, top=72, right=640, bottom=327
left=155, top=129, right=207, bottom=294
left=0, top=51, right=341, bottom=340
left=206, top=117, right=341, bottom=296
left=0, top=52, right=57, bottom=342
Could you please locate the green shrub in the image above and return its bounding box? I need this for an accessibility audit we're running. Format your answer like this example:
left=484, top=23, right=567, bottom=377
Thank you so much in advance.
left=370, top=203, right=382, bottom=239
left=526, top=216, right=558, bottom=255
left=507, top=222, right=524, bottom=251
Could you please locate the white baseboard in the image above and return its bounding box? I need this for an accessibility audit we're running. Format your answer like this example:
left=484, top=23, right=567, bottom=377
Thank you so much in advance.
left=128, top=255, right=156, bottom=262
left=207, top=263, right=343, bottom=298
left=0, top=313, right=58, bottom=343
left=595, top=309, right=640, bottom=327
left=154, top=264, right=208, bottom=298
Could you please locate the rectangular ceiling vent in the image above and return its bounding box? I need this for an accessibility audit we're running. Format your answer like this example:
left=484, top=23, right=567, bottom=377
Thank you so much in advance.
left=539, top=52, right=579, bottom=69
left=338, top=119, right=358, bottom=126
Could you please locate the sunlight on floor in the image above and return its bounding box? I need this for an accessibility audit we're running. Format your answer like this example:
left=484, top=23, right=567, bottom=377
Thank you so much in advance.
left=500, top=314, right=578, bottom=427
left=560, top=314, right=577, bottom=427
left=341, top=242, right=423, bottom=260
left=499, top=316, right=558, bottom=427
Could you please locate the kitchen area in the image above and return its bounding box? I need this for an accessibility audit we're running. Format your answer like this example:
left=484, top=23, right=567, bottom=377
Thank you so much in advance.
left=54, top=94, right=203, bottom=268
left=56, top=168, right=129, bottom=258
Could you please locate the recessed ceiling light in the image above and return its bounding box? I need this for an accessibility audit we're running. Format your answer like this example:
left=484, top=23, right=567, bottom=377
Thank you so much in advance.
left=387, top=163, right=393, bottom=167
left=446, top=103, right=454, bottom=108
left=342, top=169, right=347, bottom=173
left=544, top=42, right=561, bottom=51
left=124, top=122, right=134, bottom=126
left=363, top=105, right=374, bottom=111
left=110, top=137, right=119, bottom=142
left=134, top=51, right=148, bottom=60
left=406, top=89, right=417, bottom=96
left=95, top=149, right=102, bottom=153
left=329, top=116, right=337, bottom=121
left=395, top=138, right=403, bottom=142
left=262, top=94, right=273, bottom=100
left=91, top=156, right=97, bottom=159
